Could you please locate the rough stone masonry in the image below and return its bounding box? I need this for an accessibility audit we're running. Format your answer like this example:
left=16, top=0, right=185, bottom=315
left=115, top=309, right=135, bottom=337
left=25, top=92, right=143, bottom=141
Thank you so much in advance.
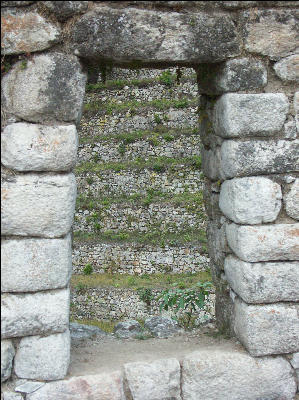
left=1, top=1, right=298, bottom=399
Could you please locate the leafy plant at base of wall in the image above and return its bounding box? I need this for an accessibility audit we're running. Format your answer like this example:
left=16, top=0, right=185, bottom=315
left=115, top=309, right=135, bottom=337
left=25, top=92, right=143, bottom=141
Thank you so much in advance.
left=137, top=287, right=153, bottom=306
left=83, top=263, right=93, bottom=275
left=158, top=281, right=212, bottom=329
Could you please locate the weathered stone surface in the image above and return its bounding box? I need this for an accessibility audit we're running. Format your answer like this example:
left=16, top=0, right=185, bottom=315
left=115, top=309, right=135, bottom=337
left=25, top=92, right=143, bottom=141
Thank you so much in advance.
left=124, top=358, right=181, bottom=400
left=284, top=118, right=297, bottom=139
left=2, top=393, right=23, bottom=400
left=1, top=340, right=15, bottom=382
left=113, top=320, right=142, bottom=339
left=222, top=1, right=299, bottom=8
left=202, top=147, right=221, bottom=180
left=207, top=219, right=228, bottom=267
left=144, top=316, right=181, bottom=338
left=197, top=58, right=267, bottom=94
left=274, top=54, right=299, bottom=82
left=285, top=179, right=299, bottom=220
left=1, top=173, right=76, bottom=238
left=68, top=6, right=240, bottom=63
left=1, top=9, right=60, bottom=55
left=295, top=92, right=299, bottom=133
left=27, top=371, right=126, bottom=400
left=1, top=53, right=86, bottom=124
left=14, top=331, right=70, bottom=380
left=1, top=1, right=35, bottom=6
left=1, top=235, right=72, bottom=293
left=234, top=298, right=299, bottom=356
left=290, top=352, right=299, bottom=369
left=224, top=255, right=299, bottom=303
left=213, top=93, right=289, bottom=138
left=70, top=322, right=107, bottom=345
left=182, top=348, right=297, bottom=400
left=15, top=381, right=45, bottom=394
left=219, top=177, right=282, bottom=224
left=220, top=139, right=299, bottom=179
left=1, top=123, right=78, bottom=172
left=43, top=1, right=88, bottom=21
left=226, top=223, right=299, bottom=262
left=242, top=9, right=298, bottom=60
left=1, top=288, right=69, bottom=338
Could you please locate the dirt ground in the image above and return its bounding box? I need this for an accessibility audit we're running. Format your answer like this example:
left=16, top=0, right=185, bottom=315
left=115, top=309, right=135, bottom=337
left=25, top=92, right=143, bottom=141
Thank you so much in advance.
left=67, top=327, right=244, bottom=377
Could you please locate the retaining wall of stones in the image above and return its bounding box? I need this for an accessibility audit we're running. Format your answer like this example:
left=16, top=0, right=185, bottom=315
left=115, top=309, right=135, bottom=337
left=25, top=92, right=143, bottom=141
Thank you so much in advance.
left=1, top=1, right=298, bottom=398
left=70, top=286, right=215, bottom=323
left=73, top=242, right=209, bottom=275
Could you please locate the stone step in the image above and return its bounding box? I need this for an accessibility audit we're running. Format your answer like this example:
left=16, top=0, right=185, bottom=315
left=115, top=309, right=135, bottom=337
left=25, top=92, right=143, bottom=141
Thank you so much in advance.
left=77, top=133, right=201, bottom=163
left=72, top=242, right=209, bottom=275
left=85, top=80, right=198, bottom=103
left=73, top=201, right=206, bottom=234
left=80, top=107, right=198, bottom=137
left=76, top=163, right=203, bottom=196
left=102, top=66, right=196, bottom=82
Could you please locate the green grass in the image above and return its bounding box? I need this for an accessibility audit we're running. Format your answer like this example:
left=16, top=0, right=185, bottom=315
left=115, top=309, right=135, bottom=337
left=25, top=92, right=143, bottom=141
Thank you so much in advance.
left=75, top=155, right=202, bottom=175
left=78, top=126, right=199, bottom=146
left=70, top=318, right=116, bottom=333
left=76, top=190, right=205, bottom=214
left=71, top=271, right=212, bottom=290
left=85, top=73, right=197, bottom=93
left=83, top=97, right=197, bottom=116
left=73, top=227, right=207, bottom=248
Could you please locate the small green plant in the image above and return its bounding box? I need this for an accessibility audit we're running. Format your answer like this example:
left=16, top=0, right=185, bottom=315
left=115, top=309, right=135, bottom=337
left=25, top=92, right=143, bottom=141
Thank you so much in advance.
left=154, top=113, right=162, bottom=124
left=20, top=60, right=27, bottom=70
left=127, top=276, right=137, bottom=286
left=118, top=143, right=126, bottom=155
left=83, top=263, right=93, bottom=275
left=159, top=69, right=175, bottom=87
left=158, top=281, right=212, bottom=329
left=75, top=282, right=88, bottom=293
left=86, top=177, right=94, bottom=185
left=137, top=287, right=153, bottom=306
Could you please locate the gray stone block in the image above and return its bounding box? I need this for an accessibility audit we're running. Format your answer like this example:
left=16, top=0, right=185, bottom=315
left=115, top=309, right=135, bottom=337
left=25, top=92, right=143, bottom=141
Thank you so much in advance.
left=124, top=358, right=181, bottom=400
left=1, top=340, right=15, bottom=382
left=290, top=352, right=299, bottom=369
left=1, top=235, right=72, bottom=293
left=3, top=393, right=23, bottom=400
left=14, top=331, right=70, bottom=380
left=43, top=1, right=88, bottom=21
left=1, top=123, right=78, bottom=172
left=285, top=179, right=299, bottom=220
left=234, top=297, right=299, bottom=356
left=15, top=381, right=45, bottom=394
left=1, top=173, right=76, bottom=238
left=1, top=289, right=69, bottom=338
left=242, top=9, right=298, bottom=60
left=1, top=53, right=86, bottom=124
left=68, top=6, right=240, bottom=63
left=284, top=118, right=297, bottom=139
left=26, top=371, right=126, bottom=400
left=213, top=93, right=289, bottom=138
left=197, top=58, right=267, bottom=94
left=219, top=177, right=282, bottom=224
left=224, top=255, right=299, bottom=303
left=220, top=139, right=299, bottom=179
left=113, top=320, right=142, bottom=339
left=274, top=54, right=299, bottom=82
left=226, top=223, right=299, bottom=262
left=182, top=348, right=296, bottom=400
left=1, top=9, right=60, bottom=55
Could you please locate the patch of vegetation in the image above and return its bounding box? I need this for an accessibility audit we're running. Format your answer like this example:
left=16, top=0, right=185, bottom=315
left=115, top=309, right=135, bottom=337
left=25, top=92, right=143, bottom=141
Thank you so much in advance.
left=79, top=126, right=198, bottom=146
left=70, top=318, right=116, bottom=333
left=158, top=69, right=176, bottom=87
left=70, top=271, right=212, bottom=291
left=73, top=226, right=207, bottom=248
left=158, top=281, right=213, bottom=329
left=83, top=263, right=93, bottom=275
left=83, top=97, right=197, bottom=116
left=75, top=155, right=202, bottom=175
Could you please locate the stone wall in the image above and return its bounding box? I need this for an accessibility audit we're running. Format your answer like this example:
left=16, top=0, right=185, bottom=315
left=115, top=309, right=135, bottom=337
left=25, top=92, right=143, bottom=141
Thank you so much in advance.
left=1, top=0, right=298, bottom=398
